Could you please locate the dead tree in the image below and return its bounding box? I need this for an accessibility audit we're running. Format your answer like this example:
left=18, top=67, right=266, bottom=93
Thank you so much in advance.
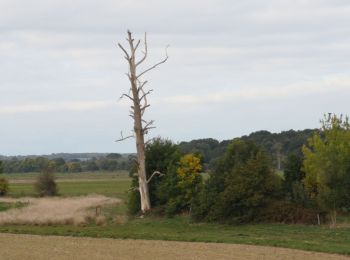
left=117, top=31, right=168, bottom=213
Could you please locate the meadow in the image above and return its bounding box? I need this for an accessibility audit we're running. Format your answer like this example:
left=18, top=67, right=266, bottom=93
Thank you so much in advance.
left=0, top=171, right=350, bottom=256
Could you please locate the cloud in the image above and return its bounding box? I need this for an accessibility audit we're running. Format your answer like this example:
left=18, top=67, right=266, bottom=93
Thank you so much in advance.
left=160, top=76, right=350, bottom=105
left=2, top=76, right=348, bottom=114
left=0, top=100, right=124, bottom=114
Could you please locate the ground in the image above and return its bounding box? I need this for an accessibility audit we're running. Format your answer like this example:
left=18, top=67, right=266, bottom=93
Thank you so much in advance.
left=1, top=233, right=349, bottom=260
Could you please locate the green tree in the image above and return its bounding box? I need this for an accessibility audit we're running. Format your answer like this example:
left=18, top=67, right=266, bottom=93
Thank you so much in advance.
left=0, top=160, right=3, bottom=173
left=303, top=114, right=350, bottom=226
left=282, top=153, right=307, bottom=205
left=128, top=138, right=180, bottom=215
left=192, top=139, right=280, bottom=224
left=157, top=153, right=203, bottom=216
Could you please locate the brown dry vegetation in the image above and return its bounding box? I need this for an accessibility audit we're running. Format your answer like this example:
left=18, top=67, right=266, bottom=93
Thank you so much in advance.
left=0, top=233, right=348, bottom=260
left=0, top=195, right=120, bottom=225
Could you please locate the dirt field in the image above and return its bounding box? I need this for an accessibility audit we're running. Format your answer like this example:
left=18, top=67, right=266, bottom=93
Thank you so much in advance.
left=0, top=233, right=348, bottom=260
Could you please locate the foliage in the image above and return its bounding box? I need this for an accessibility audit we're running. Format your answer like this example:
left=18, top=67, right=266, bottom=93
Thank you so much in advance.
left=34, top=168, right=58, bottom=197
left=1, top=155, right=131, bottom=174
left=0, top=177, right=9, bottom=196
left=262, top=201, right=325, bottom=224
left=303, top=114, right=350, bottom=224
left=128, top=138, right=203, bottom=216
left=128, top=138, right=181, bottom=214
left=0, top=160, right=3, bottom=173
left=192, top=139, right=281, bottom=224
left=282, top=153, right=308, bottom=205
left=157, top=154, right=202, bottom=216
left=178, top=129, right=316, bottom=170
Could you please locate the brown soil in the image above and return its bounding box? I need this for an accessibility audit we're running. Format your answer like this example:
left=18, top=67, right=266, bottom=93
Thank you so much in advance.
left=0, top=233, right=348, bottom=260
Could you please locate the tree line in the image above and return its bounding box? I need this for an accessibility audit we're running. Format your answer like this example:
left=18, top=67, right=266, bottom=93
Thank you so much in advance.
left=129, top=114, right=350, bottom=226
left=178, top=129, right=316, bottom=170
left=0, top=153, right=133, bottom=173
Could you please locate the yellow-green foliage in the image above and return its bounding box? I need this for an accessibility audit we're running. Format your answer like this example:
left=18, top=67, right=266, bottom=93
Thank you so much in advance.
left=302, top=114, right=350, bottom=212
left=177, top=154, right=202, bottom=188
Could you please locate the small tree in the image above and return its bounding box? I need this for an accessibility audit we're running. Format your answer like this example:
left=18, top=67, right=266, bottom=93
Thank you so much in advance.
left=117, top=31, right=168, bottom=213
left=303, top=114, right=350, bottom=226
left=35, top=166, right=58, bottom=197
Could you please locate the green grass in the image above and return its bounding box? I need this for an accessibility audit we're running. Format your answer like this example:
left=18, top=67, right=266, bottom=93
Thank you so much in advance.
left=5, top=171, right=131, bottom=200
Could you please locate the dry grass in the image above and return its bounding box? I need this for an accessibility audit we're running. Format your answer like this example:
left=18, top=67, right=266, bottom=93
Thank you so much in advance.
left=0, top=195, right=120, bottom=226
left=0, top=233, right=348, bottom=260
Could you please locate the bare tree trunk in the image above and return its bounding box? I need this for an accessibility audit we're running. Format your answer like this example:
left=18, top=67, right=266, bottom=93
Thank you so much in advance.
left=117, top=31, right=168, bottom=213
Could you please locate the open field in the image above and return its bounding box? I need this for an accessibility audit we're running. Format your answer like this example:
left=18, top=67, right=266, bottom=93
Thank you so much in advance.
left=1, top=233, right=349, bottom=260
left=4, top=171, right=131, bottom=200
left=2, top=171, right=129, bottom=181
left=1, top=171, right=350, bottom=256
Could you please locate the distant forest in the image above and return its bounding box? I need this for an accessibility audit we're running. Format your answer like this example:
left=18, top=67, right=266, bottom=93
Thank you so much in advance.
left=0, top=129, right=317, bottom=173
left=178, top=129, right=317, bottom=170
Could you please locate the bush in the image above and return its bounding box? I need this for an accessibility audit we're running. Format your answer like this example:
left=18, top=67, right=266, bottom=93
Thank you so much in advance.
left=262, top=201, right=326, bottom=224
left=34, top=168, right=58, bottom=196
left=0, top=177, right=9, bottom=196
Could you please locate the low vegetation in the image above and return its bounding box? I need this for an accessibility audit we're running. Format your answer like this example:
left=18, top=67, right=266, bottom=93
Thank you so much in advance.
left=0, top=195, right=120, bottom=225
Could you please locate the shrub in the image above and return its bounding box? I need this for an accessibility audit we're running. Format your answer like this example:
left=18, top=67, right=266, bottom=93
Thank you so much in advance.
left=0, top=177, right=9, bottom=196
left=262, top=201, right=327, bottom=225
left=34, top=168, right=58, bottom=196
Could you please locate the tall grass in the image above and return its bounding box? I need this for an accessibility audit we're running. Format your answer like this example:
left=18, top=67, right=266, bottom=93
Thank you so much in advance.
left=0, top=195, right=120, bottom=226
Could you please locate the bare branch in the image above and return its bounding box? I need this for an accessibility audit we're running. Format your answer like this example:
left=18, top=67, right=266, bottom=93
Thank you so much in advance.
left=139, top=90, right=153, bottom=102
left=136, top=32, right=148, bottom=67
left=143, top=120, right=154, bottom=130
left=116, top=131, right=134, bottom=142
left=133, top=39, right=141, bottom=53
left=120, top=93, right=135, bottom=101
left=137, top=80, right=148, bottom=93
left=147, top=171, right=165, bottom=183
left=118, top=43, right=130, bottom=59
left=141, top=104, right=150, bottom=116
left=137, top=45, right=169, bottom=78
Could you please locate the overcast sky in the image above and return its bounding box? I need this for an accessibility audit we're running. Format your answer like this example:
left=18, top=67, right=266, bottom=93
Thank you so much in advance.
left=0, top=0, right=349, bottom=155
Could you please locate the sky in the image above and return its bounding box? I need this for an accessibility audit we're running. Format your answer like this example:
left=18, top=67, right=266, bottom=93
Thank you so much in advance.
left=0, top=0, right=349, bottom=155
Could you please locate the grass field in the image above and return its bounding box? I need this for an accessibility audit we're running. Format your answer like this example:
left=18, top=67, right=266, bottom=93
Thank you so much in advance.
left=5, top=171, right=131, bottom=200
left=1, top=171, right=350, bottom=256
